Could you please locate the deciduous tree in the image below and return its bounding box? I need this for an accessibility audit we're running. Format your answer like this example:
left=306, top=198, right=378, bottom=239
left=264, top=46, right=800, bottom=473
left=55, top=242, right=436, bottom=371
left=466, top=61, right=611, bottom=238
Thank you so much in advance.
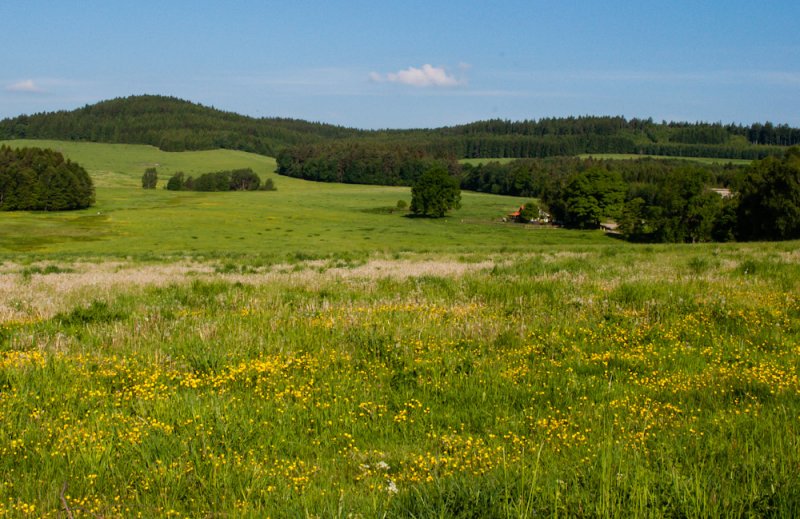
left=736, top=147, right=800, bottom=240
left=410, top=164, right=461, bottom=218
left=555, top=168, right=625, bottom=228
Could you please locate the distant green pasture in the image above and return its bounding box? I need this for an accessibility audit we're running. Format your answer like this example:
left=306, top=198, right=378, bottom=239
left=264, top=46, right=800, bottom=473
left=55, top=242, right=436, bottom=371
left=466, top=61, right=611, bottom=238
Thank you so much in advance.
left=578, top=153, right=753, bottom=165
left=0, top=140, right=607, bottom=258
left=458, top=158, right=518, bottom=166
left=460, top=154, right=753, bottom=166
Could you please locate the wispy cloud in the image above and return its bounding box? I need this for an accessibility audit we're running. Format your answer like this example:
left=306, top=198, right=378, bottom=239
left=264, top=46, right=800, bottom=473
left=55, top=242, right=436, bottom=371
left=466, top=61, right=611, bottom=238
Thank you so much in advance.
left=5, top=79, right=45, bottom=93
left=370, top=64, right=466, bottom=87
left=493, top=68, right=800, bottom=87
left=754, top=71, right=800, bottom=86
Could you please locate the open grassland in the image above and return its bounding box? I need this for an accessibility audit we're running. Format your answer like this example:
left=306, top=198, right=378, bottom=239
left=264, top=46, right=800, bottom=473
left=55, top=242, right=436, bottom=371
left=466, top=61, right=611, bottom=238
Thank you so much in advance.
left=461, top=155, right=752, bottom=167
left=0, top=140, right=605, bottom=258
left=459, top=158, right=520, bottom=166
left=1, top=140, right=799, bottom=516
left=0, top=244, right=798, bottom=517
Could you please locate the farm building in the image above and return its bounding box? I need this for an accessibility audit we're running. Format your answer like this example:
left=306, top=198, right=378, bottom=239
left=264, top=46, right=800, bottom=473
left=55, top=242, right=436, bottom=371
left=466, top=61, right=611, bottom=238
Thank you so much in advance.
left=506, top=205, right=551, bottom=224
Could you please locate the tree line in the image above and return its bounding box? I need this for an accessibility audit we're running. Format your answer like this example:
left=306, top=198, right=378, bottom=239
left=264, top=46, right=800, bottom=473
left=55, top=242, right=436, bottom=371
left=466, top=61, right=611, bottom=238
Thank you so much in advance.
left=280, top=143, right=746, bottom=200
left=461, top=157, right=744, bottom=198
left=276, top=143, right=459, bottom=185
left=0, top=145, right=94, bottom=211
left=1, top=95, right=795, bottom=160
left=540, top=148, right=800, bottom=242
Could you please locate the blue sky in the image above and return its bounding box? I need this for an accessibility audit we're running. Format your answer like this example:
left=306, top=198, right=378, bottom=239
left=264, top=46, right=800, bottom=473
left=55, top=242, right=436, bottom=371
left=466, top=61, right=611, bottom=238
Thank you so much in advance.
left=1, top=0, right=798, bottom=129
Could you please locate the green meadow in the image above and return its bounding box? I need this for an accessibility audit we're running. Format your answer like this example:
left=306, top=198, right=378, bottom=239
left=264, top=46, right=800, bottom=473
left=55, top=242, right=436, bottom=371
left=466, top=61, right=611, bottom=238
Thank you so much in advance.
left=1, top=140, right=798, bottom=517
left=576, top=153, right=753, bottom=166
left=0, top=140, right=606, bottom=258
left=461, top=155, right=752, bottom=167
left=459, top=158, right=520, bottom=167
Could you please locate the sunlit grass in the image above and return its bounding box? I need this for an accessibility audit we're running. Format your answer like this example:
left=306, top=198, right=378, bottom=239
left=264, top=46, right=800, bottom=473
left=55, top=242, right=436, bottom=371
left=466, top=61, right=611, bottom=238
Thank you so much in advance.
left=0, top=140, right=798, bottom=516
left=0, top=140, right=608, bottom=257
left=0, top=244, right=798, bottom=516
left=577, top=153, right=753, bottom=166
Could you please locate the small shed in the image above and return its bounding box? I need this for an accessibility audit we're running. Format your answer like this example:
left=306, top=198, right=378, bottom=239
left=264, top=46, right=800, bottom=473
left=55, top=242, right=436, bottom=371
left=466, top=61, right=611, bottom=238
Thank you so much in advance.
left=600, top=221, right=620, bottom=233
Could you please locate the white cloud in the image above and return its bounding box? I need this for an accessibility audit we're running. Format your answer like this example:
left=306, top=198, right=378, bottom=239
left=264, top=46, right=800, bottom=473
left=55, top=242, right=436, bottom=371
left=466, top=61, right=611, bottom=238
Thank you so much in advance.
left=5, top=79, right=45, bottom=93
left=371, top=64, right=465, bottom=87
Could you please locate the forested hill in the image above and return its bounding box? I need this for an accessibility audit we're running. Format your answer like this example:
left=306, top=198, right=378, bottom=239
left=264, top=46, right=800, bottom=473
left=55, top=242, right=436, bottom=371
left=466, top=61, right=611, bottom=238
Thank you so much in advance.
left=1, top=95, right=798, bottom=159
left=0, top=95, right=365, bottom=156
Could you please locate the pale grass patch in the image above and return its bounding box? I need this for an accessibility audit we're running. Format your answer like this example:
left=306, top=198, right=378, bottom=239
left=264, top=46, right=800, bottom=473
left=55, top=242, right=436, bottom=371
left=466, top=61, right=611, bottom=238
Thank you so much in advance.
left=3, top=249, right=785, bottom=322
left=779, top=249, right=800, bottom=262
left=0, top=257, right=500, bottom=322
left=329, top=259, right=497, bottom=279
left=0, top=262, right=214, bottom=321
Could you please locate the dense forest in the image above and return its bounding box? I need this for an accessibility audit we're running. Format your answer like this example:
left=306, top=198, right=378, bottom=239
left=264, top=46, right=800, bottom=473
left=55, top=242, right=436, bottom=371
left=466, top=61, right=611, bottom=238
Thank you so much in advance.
left=1, top=95, right=797, bottom=160
left=0, top=145, right=94, bottom=211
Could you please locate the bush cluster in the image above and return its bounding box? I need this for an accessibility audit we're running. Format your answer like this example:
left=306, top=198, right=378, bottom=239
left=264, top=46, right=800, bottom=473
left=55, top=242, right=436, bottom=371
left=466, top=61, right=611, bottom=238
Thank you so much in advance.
left=164, top=168, right=275, bottom=192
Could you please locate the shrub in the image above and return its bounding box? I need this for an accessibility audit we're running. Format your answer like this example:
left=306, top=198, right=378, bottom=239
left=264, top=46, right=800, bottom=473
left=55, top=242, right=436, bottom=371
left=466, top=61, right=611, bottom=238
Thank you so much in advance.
left=141, top=167, right=158, bottom=189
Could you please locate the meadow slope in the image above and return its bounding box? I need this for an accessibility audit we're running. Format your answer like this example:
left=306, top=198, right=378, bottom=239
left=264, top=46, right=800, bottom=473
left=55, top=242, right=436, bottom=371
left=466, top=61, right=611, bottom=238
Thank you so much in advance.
left=0, top=140, right=605, bottom=258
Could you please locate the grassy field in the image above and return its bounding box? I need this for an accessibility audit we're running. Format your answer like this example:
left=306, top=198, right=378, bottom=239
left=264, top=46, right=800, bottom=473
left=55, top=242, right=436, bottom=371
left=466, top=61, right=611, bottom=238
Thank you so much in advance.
left=0, top=140, right=606, bottom=258
left=577, top=153, right=753, bottom=166
left=460, top=155, right=752, bottom=167
left=1, top=140, right=798, bottom=517
left=459, top=158, right=520, bottom=167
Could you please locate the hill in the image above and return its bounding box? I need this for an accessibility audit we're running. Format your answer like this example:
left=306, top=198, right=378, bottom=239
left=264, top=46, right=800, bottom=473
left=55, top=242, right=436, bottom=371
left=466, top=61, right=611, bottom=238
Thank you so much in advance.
left=1, top=95, right=798, bottom=160
left=0, top=95, right=364, bottom=156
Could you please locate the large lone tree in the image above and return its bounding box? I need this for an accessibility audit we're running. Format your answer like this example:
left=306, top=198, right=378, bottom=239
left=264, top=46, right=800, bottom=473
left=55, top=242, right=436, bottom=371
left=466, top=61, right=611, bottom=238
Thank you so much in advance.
left=409, top=164, right=461, bottom=218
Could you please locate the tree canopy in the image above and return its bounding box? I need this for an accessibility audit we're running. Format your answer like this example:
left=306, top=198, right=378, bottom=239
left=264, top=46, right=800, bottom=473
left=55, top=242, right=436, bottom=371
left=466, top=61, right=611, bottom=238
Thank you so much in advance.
left=548, top=168, right=625, bottom=229
left=0, top=145, right=94, bottom=211
left=611, top=149, right=800, bottom=243
left=736, top=147, right=800, bottom=241
left=410, top=165, right=461, bottom=218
